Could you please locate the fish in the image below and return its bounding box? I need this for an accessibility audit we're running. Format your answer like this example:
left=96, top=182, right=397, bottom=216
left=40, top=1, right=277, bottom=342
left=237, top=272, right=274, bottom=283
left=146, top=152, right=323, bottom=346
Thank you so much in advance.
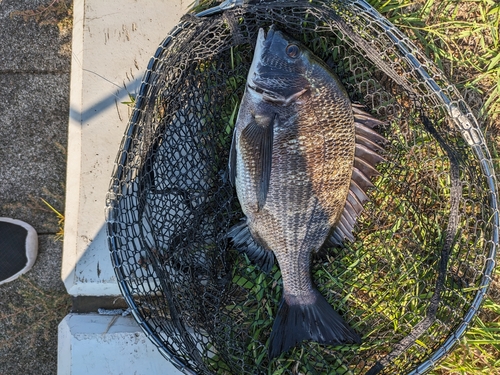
left=228, top=25, right=385, bottom=359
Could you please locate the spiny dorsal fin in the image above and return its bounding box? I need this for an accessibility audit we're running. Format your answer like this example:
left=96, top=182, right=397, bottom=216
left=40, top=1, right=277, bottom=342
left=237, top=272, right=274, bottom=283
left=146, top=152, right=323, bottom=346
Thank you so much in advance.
left=349, top=179, right=369, bottom=205
left=352, top=104, right=385, bottom=128
left=354, top=122, right=386, bottom=147
left=327, top=106, right=386, bottom=246
left=346, top=189, right=364, bottom=216
left=355, top=143, right=386, bottom=166
left=351, top=167, right=374, bottom=192
left=356, top=134, right=384, bottom=153
left=343, top=200, right=358, bottom=223
left=354, top=156, right=380, bottom=180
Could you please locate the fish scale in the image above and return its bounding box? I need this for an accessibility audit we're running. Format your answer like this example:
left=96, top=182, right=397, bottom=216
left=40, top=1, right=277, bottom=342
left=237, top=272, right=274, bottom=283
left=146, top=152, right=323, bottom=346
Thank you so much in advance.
left=228, top=25, right=385, bottom=359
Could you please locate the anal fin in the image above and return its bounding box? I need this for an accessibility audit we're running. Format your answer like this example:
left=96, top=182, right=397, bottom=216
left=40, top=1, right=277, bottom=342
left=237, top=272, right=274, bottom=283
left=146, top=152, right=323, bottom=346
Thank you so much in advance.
left=228, top=219, right=275, bottom=273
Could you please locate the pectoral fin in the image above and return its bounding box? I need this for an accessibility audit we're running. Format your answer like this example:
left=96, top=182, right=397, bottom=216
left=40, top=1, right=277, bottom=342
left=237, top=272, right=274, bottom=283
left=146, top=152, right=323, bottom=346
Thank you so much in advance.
left=240, top=114, right=276, bottom=210
left=229, top=129, right=237, bottom=186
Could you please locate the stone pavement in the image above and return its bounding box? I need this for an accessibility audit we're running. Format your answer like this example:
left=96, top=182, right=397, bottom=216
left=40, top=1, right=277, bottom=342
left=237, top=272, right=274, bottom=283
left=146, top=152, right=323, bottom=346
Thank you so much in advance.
left=0, top=1, right=72, bottom=373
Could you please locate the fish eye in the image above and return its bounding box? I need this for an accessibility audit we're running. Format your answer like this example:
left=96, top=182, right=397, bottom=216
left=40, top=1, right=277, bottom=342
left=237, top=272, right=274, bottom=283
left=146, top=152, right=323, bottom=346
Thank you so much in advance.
left=286, top=44, right=300, bottom=58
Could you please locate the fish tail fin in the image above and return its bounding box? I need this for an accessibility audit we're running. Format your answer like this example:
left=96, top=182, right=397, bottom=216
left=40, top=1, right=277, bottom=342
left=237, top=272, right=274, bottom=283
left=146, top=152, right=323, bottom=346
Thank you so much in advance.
left=269, top=289, right=361, bottom=359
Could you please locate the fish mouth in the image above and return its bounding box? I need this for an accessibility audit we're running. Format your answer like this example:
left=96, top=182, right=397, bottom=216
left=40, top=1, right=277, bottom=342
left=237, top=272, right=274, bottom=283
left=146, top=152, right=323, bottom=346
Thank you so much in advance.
left=248, top=25, right=275, bottom=89
left=247, top=26, right=286, bottom=102
left=262, top=25, right=276, bottom=49
left=256, top=25, right=276, bottom=60
left=245, top=28, right=266, bottom=97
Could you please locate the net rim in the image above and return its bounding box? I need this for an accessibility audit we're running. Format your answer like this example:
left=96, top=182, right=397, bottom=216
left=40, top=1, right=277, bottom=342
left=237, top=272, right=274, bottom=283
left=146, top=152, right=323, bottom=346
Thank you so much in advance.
left=105, top=1, right=500, bottom=374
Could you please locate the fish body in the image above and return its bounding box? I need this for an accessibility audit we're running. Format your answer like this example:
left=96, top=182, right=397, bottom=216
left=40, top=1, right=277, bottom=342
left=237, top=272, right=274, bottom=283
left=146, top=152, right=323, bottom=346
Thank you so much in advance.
left=229, top=26, right=384, bottom=358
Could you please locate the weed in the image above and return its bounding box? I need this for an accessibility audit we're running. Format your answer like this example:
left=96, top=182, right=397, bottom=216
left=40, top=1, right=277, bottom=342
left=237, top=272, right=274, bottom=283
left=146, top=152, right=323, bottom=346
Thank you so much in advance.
left=0, top=276, right=71, bottom=350
left=430, top=298, right=500, bottom=374
left=41, top=198, right=64, bottom=241
left=10, top=0, right=73, bottom=35
left=121, top=93, right=137, bottom=107
left=368, top=0, right=500, bottom=123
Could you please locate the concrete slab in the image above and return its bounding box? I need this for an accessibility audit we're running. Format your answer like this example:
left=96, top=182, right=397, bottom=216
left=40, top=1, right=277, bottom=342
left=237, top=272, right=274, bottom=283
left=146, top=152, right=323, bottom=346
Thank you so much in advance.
left=58, top=313, right=183, bottom=375
left=0, top=0, right=71, bottom=72
left=62, top=0, right=188, bottom=296
left=0, top=3, right=72, bottom=374
left=0, top=234, right=69, bottom=375
left=0, top=72, right=69, bottom=233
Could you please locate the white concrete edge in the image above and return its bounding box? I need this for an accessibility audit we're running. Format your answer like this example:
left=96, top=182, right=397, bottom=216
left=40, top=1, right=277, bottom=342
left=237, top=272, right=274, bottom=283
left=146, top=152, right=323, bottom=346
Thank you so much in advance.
left=58, top=313, right=184, bottom=375
left=66, top=281, right=121, bottom=297
left=62, top=0, right=85, bottom=292
left=57, top=313, right=72, bottom=374
left=62, top=1, right=191, bottom=296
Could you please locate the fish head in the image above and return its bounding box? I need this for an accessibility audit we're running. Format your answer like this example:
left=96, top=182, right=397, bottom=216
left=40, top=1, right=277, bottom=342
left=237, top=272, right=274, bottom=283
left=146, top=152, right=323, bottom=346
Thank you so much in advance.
left=247, top=26, right=312, bottom=106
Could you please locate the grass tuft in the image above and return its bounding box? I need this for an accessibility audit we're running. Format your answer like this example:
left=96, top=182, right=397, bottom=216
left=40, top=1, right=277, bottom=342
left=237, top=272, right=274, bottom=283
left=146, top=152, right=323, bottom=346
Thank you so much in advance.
left=10, top=0, right=73, bottom=35
left=369, top=0, right=500, bottom=124
left=0, top=277, right=71, bottom=351
left=40, top=198, right=65, bottom=241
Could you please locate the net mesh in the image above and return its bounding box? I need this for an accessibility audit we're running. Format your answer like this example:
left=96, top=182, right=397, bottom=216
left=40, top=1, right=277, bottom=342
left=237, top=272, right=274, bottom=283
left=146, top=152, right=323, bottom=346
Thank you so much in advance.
left=105, top=1, right=498, bottom=374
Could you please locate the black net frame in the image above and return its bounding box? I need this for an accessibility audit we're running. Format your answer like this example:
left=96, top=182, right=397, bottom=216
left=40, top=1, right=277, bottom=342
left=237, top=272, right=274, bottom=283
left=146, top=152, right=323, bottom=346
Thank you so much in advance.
left=105, top=1, right=499, bottom=374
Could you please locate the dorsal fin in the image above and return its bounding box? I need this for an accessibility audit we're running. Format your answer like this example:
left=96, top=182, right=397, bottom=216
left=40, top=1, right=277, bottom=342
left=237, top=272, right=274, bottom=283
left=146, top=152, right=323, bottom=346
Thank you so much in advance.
left=351, top=167, right=374, bottom=192
left=327, top=106, right=386, bottom=246
left=352, top=104, right=385, bottom=128
left=354, top=156, right=380, bottom=179
left=356, top=134, right=384, bottom=153
left=346, top=189, right=364, bottom=216
left=349, top=179, right=369, bottom=204
left=355, top=143, right=386, bottom=166
left=354, top=122, right=386, bottom=146
left=343, top=200, right=358, bottom=223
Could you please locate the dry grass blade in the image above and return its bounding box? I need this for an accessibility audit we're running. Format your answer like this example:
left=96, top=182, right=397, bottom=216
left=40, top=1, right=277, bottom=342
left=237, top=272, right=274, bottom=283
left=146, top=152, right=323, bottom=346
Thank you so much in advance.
left=0, top=277, right=71, bottom=350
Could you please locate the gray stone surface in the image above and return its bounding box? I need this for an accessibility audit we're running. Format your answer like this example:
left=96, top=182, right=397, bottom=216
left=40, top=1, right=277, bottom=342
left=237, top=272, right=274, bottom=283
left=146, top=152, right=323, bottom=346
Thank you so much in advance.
left=0, top=73, right=69, bottom=233
left=0, top=0, right=71, bottom=72
left=31, top=234, right=66, bottom=290
left=0, top=235, right=70, bottom=375
left=0, top=1, right=72, bottom=374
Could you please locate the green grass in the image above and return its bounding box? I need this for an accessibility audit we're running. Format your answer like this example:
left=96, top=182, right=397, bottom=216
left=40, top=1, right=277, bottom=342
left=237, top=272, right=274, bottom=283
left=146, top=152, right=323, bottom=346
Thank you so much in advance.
left=368, top=0, right=500, bottom=123
left=429, top=298, right=500, bottom=374
left=182, top=1, right=500, bottom=374
left=367, top=1, right=500, bottom=373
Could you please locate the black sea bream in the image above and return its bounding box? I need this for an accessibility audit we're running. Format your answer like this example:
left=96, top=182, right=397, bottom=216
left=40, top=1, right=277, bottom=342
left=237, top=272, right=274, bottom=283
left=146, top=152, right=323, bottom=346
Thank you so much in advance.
left=228, top=26, right=385, bottom=358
